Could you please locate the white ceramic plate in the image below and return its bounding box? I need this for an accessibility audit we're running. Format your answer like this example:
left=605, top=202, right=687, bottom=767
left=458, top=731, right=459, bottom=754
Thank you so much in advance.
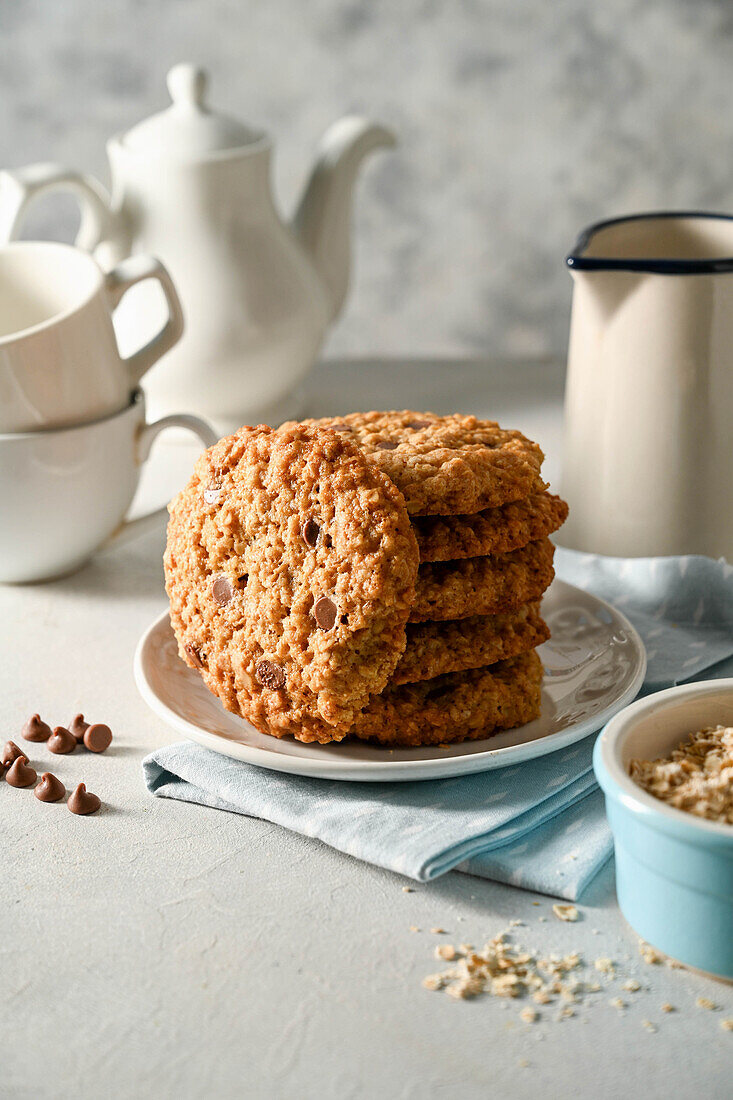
left=134, top=579, right=646, bottom=782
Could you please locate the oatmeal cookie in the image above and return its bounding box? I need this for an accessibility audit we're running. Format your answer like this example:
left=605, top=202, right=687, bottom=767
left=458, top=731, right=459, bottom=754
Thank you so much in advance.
left=414, top=492, right=568, bottom=563
left=165, top=424, right=419, bottom=743
left=350, top=650, right=544, bottom=746
left=393, top=603, right=548, bottom=685
left=411, top=538, right=555, bottom=622
left=281, top=411, right=545, bottom=516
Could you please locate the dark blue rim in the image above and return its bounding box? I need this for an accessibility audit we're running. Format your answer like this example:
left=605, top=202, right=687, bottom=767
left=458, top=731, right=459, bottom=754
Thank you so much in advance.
left=566, top=211, right=733, bottom=274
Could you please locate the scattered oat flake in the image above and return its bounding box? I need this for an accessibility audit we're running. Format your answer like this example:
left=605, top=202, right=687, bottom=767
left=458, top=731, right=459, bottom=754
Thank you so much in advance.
left=509, top=919, right=525, bottom=927
left=595, top=958, right=615, bottom=975
left=402, top=886, right=414, bottom=893
left=430, top=927, right=447, bottom=934
left=538, top=916, right=548, bottom=922
left=609, top=998, right=626, bottom=1011
left=533, top=990, right=552, bottom=1004
left=622, top=979, right=641, bottom=993
left=435, top=944, right=456, bottom=961
left=458, top=943, right=473, bottom=954
left=696, top=997, right=718, bottom=1011
left=552, top=904, right=579, bottom=922
left=639, top=941, right=664, bottom=965
left=409, top=925, right=420, bottom=933
left=447, top=979, right=482, bottom=1000
left=642, top=1019, right=657, bottom=1033
left=661, top=1003, right=675, bottom=1013
left=532, top=901, right=540, bottom=906
left=518, top=1059, right=530, bottom=1068
left=520, top=1007, right=538, bottom=1023
left=423, top=975, right=445, bottom=991
left=720, top=1019, right=733, bottom=1032
left=557, top=1006, right=575, bottom=1020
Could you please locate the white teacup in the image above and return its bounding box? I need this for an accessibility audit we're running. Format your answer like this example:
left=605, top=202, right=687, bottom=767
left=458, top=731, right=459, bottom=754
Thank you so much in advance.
left=0, top=240, right=184, bottom=433
left=0, top=389, right=216, bottom=583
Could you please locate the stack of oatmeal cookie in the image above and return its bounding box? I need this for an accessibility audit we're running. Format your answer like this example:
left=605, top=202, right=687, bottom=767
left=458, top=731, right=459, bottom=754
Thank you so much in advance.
left=165, top=412, right=566, bottom=748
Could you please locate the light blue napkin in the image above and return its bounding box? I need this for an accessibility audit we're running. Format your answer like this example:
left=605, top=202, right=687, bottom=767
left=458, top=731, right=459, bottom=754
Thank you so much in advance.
left=143, top=551, right=733, bottom=899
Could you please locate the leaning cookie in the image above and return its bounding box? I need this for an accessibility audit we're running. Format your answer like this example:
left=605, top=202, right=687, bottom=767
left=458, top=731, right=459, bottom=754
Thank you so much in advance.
left=410, top=538, right=555, bottom=622
left=282, top=411, right=545, bottom=516
left=350, top=650, right=544, bottom=747
left=413, top=492, right=568, bottom=563
left=165, top=425, right=419, bottom=743
left=393, top=603, right=549, bottom=685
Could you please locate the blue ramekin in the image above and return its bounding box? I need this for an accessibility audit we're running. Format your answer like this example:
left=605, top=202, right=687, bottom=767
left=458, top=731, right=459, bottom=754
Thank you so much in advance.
left=594, top=680, right=733, bottom=980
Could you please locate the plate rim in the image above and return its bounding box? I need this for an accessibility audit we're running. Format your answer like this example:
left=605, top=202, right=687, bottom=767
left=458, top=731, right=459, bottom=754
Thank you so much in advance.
left=134, top=579, right=647, bottom=782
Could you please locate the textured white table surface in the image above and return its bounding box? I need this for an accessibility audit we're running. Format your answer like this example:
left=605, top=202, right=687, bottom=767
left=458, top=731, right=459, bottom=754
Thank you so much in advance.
left=1, top=359, right=730, bottom=1100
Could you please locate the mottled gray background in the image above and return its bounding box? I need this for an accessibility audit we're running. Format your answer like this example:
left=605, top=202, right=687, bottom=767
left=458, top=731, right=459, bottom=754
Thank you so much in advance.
left=2, top=0, right=732, bottom=358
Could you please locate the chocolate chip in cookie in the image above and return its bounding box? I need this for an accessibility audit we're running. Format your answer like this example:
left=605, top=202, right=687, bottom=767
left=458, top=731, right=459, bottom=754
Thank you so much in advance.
left=314, top=596, right=337, bottom=631
left=302, top=518, right=320, bottom=546
left=255, top=660, right=285, bottom=691
left=212, top=575, right=233, bottom=606
left=184, top=643, right=206, bottom=669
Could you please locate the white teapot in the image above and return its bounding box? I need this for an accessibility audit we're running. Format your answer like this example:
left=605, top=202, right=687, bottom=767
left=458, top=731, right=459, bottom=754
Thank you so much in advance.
left=0, top=64, right=395, bottom=434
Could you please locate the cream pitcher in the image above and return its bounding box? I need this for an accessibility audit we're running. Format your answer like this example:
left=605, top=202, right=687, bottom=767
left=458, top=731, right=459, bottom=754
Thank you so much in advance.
left=0, top=64, right=395, bottom=435
left=560, top=212, right=733, bottom=561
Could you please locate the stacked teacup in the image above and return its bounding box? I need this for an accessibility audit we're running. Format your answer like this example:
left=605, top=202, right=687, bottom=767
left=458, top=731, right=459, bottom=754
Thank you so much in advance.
left=0, top=241, right=216, bottom=583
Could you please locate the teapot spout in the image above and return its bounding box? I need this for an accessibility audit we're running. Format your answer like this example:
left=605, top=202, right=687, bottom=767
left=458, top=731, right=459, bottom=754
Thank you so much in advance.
left=292, top=117, right=395, bottom=321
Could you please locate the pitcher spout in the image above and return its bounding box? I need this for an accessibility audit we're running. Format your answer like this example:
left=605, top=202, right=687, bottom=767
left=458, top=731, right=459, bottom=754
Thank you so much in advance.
left=292, top=116, right=396, bottom=321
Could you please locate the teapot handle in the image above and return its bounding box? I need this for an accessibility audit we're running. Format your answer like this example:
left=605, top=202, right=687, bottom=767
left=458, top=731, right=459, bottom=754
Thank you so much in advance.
left=0, top=162, right=114, bottom=251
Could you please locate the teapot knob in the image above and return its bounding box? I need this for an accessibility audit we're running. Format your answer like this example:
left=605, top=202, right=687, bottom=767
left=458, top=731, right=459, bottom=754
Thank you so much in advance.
left=166, top=63, right=208, bottom=110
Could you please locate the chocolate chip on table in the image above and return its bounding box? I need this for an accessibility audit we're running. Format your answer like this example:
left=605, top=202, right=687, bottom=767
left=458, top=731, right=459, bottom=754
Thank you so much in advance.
left=47, top=726, right=77, bottom=755
left=6, top=757, right=37, bottom=788
left=302, top=518, right=320, bottom=547
left=67, top=783, right=101, bottom=816
left=83, top=723, right=113, bottom=754
left=184, top=643, right=205, bottom=669
left=34, top=772, right=65, bottom=803
left=69, top=714, right=89, bottom=744
left=376, top=440, right=398, bottom=450
left=255, top=660, right=285, bottom=691
left=212, top=575, right=233, bottom=606
left=2, top=741, right=26, bottom=768
left=22, top=714, right=51, bottom=743
left=313, top=596, right=337, bottom=631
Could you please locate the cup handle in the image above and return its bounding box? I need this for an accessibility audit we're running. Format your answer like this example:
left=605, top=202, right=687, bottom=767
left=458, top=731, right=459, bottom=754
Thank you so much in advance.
left=104, top=254, right=186, bottom=387
left=0, top=162, right=113, bottom=250
left=104, top=413, right=218, bottom=550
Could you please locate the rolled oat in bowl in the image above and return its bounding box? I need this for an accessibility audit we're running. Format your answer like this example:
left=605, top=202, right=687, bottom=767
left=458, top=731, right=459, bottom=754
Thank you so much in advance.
left=629, top=725, right=733, bottom=825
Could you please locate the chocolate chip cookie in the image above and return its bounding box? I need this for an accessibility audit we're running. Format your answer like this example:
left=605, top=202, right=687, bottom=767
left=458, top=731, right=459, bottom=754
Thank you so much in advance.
left=282, top=411, right=545, bottom=516
left=393, top=603, right=548, bottom=685
left=350, top=650, right=543, bottom=746
left=414, top=492, right=568, bottom=563
left=165, top=424, right=419, bottom=743
left=411, top=538, right=555, bottom=622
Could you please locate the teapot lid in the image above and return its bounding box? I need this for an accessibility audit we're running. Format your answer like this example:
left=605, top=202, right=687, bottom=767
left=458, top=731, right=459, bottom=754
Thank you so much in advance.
left=121, top=64, right=264, bottom=156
